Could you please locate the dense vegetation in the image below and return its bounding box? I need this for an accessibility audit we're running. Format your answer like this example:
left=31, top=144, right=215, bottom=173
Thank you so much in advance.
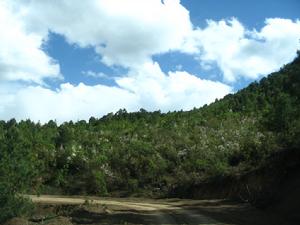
left=0, top=52, right=299, bottom=222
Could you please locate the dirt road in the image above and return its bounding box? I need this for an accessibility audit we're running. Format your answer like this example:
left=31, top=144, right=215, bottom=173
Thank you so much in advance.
left=28, top=195, right=288, bottom=225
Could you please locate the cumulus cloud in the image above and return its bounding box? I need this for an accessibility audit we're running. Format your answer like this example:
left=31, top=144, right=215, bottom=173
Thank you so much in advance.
left=116, top=62, right=231, bottom=111
left=10, top=0, right=194, bottom=67
left=1, top=0, right=299, bottom=123
left=82, top=70, right=111, bottom=79
left=1, top=63, right=231, bottom=123
left=1, top=82, right=139, bottom=123
left=0, top=1, right=60, bottom=84
left=0, top=0, right=232, bottom=123
left=192, top=18, right=300, bottom=82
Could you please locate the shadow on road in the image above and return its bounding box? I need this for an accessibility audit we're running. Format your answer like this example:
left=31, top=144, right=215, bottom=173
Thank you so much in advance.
left=70, top=208, right=224, bottom=225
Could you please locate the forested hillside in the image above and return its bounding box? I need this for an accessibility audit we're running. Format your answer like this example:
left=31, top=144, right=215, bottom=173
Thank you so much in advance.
left=0, top=52, right=299, bottom=222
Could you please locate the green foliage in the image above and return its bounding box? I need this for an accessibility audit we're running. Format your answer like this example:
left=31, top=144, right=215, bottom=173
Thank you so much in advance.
left=0, top=121, right=37, bottom=223
left=93, top=171, right=108, bottom=195
left=0, top=195, right=33, bottom=223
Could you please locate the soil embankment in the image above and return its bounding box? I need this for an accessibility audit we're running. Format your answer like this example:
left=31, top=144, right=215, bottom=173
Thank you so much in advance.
left=170, top=148, right=300, bottom=224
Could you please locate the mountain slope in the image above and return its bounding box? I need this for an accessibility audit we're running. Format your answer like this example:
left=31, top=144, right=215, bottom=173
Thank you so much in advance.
left=0, top=52, right=299, bottom=222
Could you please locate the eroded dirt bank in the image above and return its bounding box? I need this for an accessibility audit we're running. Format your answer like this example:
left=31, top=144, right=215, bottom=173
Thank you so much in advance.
left=170, top=148, right=300, bottom=224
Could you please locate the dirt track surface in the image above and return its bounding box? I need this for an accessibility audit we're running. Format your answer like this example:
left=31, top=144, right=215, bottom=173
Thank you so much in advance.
left=27, top=195, right=289, bottom=225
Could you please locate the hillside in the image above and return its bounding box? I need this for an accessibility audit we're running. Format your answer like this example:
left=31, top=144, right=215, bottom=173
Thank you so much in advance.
left=0, top=52, right=299, bottom=223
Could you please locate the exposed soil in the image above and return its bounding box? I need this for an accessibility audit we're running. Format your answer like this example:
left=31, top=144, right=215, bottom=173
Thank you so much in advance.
left=3, top=195, right=292, bottom=225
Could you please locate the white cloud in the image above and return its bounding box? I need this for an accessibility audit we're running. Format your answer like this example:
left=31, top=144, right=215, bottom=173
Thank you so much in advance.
left=10, top=0, right=194, bottom=68
left=0, top=63, right=231, bottom=123
left=82, top=70, right=111, bottom=79
left=117, top=62, right=231, bottom=111
left=175, top=64, right=183, bottom=71
left=0, top=0, right=232, bottom=123
left=192, top=18, right=300, bottom=82
left=1, top=82, right=139, bottom=123
left=0, top=1, right=60, bottom=84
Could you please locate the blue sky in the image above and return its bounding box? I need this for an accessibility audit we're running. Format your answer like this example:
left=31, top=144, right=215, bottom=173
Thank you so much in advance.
left=0, top=0, right=299, bottom=123
left=182, top=0, right=300, bottom=27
